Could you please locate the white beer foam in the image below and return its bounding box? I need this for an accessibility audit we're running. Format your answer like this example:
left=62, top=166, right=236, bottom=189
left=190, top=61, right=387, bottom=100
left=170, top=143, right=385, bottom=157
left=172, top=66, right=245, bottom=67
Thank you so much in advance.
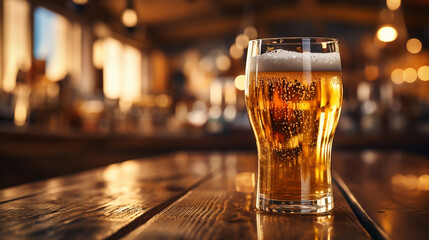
left=249, top=49, right=341, bottom=72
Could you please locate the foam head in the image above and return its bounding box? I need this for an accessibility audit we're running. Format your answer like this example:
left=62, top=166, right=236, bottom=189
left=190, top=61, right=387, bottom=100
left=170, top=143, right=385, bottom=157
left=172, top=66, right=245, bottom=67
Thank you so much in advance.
left=249, top=49, right=341, bottom=72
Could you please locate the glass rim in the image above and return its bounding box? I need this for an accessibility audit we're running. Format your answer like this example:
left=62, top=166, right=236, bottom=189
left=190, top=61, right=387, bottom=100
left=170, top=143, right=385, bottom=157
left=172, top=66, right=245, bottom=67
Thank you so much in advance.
left=249, top=37, right=338, bottom=45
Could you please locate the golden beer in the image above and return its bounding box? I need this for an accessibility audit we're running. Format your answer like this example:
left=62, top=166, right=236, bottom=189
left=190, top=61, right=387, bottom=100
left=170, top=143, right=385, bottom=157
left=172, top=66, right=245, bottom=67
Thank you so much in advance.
left=245, top=38, right=342, bottom=213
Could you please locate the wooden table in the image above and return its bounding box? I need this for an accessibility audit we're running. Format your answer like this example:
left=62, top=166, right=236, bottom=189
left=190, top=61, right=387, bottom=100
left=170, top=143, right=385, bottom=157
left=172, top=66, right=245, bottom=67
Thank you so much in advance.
left=0, top=151, right=428, bottom=239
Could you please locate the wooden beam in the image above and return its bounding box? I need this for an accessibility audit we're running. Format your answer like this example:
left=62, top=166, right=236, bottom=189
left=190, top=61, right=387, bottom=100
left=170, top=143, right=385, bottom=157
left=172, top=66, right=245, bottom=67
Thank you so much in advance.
left=146, top=3, right=429, bottom=47
left=148, top=4, right=379, bottom=46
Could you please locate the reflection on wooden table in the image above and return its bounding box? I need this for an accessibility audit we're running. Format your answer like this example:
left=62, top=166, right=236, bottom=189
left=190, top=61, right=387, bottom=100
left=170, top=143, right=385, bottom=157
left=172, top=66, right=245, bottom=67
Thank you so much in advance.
left=334, top=151, right=429, bottom=240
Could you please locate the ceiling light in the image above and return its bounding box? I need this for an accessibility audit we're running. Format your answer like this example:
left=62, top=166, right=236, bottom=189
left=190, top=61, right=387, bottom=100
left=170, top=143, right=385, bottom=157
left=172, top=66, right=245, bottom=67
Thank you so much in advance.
left=122, top=9, right=137, bottom=27
left=386, top=0, right=401, bottom=11
left=376, top=25, right=397, bottom=42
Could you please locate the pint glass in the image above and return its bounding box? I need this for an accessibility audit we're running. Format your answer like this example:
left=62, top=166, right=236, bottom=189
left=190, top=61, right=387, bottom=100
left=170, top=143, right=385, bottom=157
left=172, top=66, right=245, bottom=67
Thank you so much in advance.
left=245, top=38, right=342, bottom=213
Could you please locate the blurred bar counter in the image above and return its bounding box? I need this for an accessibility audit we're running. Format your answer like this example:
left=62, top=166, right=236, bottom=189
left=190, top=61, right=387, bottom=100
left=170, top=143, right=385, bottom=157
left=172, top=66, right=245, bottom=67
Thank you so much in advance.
left=1, top=126, right=428, bottom=189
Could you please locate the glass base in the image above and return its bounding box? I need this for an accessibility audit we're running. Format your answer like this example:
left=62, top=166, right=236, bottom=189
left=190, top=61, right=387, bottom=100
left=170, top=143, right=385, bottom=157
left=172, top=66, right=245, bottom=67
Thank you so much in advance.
left=257, top=194, right=334, bottom=214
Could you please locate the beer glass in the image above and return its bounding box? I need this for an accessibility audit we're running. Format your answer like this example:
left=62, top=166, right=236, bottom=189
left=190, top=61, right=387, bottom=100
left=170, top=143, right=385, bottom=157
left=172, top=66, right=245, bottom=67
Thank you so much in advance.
left=245, top=37, right=342, bottom=213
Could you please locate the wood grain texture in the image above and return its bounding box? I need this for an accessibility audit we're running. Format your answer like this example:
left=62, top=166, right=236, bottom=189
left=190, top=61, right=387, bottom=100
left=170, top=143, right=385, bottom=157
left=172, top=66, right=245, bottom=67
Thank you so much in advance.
left=125, top=152, right=370, bottom=240
left=0, top=152, right=214, bottom=239
left=333, top=151, right=429, bottom=240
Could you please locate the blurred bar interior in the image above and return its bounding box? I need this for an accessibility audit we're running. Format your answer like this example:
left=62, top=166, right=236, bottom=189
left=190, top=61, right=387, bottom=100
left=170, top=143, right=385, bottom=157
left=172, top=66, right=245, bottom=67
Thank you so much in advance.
left=0, top=0, right=428, bottom=188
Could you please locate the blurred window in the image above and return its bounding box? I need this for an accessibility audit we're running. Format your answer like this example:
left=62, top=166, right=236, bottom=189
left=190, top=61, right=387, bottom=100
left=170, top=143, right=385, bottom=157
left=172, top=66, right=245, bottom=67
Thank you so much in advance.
left=34, top=7, right=70, bottom=81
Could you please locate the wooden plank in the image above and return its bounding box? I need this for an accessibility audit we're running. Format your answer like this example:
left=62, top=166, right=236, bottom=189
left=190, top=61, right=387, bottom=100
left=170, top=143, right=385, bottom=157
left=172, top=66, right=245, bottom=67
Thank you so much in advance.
left=0, top=152, right=214, bottom=239
left=125, top=152, right=370, bottom=239
left=333, top=151, right=429, bottom=240
left=334, top=170, right=390, bottom=240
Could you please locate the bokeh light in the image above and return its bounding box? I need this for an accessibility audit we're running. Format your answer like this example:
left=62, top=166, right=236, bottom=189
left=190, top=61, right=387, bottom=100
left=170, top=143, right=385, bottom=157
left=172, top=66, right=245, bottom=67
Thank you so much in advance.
left=392, top=173, right=429, bottom=192
left=215, top=55, right=231, bottom=71
left=403, top=68, right=417, bottom=83
left=391, top=68, right=404, bottom=84
left=244, top=26, right=258, bottom=39
left=386, top=0, right=401, bottom=11
left=122, top=9, right=137, bottom=27
left=406, top=38, right=422, bottom=54
left=418, top=66, right=429, bottom=81
left=234, top=75, right=245, bottom=91
left=199, top=56, right=214, bottom=71
left=229, top=44, right=243, bottom=59
left=377, top=25, right=398, bottom=42
left=235, top=34, right=249, bottom=50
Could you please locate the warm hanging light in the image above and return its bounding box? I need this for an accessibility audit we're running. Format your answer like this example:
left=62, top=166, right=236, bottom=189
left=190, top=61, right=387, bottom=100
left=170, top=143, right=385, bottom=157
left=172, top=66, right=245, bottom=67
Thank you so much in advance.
left=386, top=0, right=401, bottom=11
left=377, top=25, right=398, bottom=42
left=73, top=0, right=88, bottom=5
left=122, top=0, right=137, bottom=28
left=122, top=9, right=137, bottom=27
